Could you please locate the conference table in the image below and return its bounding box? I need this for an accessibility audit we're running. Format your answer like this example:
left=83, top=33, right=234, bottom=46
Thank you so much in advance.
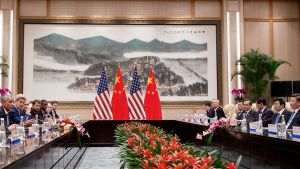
left=2, top=120, right=300, bottom=169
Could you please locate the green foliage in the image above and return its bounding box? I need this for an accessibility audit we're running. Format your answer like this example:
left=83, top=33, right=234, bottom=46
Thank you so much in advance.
left=232, top=49, right=290, bottom=101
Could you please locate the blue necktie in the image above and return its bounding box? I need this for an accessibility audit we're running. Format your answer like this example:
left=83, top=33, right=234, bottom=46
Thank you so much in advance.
left=275, top=113, right=280, bottom=125
left=286, top=111, right=297, bottom=129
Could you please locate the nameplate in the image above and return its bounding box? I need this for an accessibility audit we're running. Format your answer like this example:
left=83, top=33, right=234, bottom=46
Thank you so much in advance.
left=268, top=124, right=277, bottom=134
left=249, top=122, right=257, bottom=131
left=293, top=126, right=300, bottom=135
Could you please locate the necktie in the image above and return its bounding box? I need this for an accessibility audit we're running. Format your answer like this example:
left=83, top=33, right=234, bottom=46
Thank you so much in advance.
left=286, top=111, right=297, bottom=129
left=275, top=113, right=281, bottom=125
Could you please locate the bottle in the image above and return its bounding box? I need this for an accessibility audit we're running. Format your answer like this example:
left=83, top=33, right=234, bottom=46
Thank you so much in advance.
left=20, top=116, right=24, bottom=127
left=280, top=115, right=286, bottom=137
left=241, top=113, right=247, bottom=132
left=257, top=113, right=263, bottom=134
left=0, top=118, right=6, bottom=147
left=35, top=115, right=38, bottom=124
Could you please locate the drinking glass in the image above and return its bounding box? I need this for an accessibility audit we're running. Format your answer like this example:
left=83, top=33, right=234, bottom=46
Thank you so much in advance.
left=16, top=126, right=25, bottom=140
left=33, top=136, right=39, bottom=147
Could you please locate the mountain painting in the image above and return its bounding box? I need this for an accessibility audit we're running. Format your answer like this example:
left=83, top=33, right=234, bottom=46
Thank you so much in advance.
left=23, top=24, right=218, bottom=101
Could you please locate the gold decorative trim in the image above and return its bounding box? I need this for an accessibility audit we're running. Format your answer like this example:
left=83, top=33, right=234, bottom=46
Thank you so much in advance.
left=244, top=18, right=299, bottom=22
left=18, top=16, right=222, bottom=20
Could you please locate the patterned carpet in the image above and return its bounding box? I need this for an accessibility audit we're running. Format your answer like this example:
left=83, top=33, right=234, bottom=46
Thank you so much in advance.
left=76, top=147, right=121, bottom=169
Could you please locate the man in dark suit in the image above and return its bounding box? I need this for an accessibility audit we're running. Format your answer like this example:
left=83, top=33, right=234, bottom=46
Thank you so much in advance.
left=256, top=98, right=273, bottom=127
left=271, top=98, right=291, bottom=124
left=204, top=101, right=213, bottom=118
left=210, top=99, right=226, bottom=119
left=286, top=94, right=300, bottom=129
left=236, top=100, right=245, bottom=120
left=50, top=101, right=59, bottom=119
left=0, top=95, right=16, bottom=133
left=243, top=99, right=257, bottom=123
left=30, top=100, right=45, bottom=124
left=8, top=94, right=33, bottom=126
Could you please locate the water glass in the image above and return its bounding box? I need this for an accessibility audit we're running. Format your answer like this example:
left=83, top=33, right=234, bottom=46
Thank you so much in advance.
left=43, top=122, right=50, bottom=132
left=15, top=142, right=24, bottom=155
left=16, top=126, right=25, bottom=140
left=32, top=124, right=40, bottom=136
left=33, top=136, right=39, bottom=147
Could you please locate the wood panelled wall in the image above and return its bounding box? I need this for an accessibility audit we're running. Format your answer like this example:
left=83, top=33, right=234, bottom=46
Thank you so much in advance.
left=244, top=0, right=299, bottom=81
left=11, top=0, right=300, bottom=121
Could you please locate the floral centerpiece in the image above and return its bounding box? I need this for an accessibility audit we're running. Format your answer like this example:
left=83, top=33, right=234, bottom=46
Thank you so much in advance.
left=115, top=122, right=240, bottom=169
left=59, top=117, right=90, bottom=148
left=231, top=88, right=246, bottom=102
left=197, top=118, right=232, bottom=145
left=0, top=88, right=11, bottom=96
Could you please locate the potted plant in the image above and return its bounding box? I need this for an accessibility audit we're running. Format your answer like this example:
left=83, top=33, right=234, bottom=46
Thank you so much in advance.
left=232, top=49, right=290, bottom=101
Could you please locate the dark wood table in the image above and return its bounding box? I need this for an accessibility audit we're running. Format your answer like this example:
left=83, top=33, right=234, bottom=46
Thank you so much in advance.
left=3, top=120, right=299, bottom=169
left=2, top=131, right=86, bottom=169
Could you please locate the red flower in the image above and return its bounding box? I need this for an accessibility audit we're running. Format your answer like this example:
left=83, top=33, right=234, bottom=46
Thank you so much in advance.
left=226, top=162, right=237, bottom=169
left=143, top=149, right=153, bottom=157
left=154, top=161, right=167, bottom=169
left=170, top=142, right=180, bottom=151
left=128, top=137, right=135, bottom=147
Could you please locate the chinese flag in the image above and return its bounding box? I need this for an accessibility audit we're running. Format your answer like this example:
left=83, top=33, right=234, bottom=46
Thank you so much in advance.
left=111, top=67, right=130, bottom=120
left=144, top=67, right=162, bottom=120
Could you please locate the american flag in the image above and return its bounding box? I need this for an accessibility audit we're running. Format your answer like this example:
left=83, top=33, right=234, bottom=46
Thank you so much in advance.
left=93, top=67, right=113, bottom=120
left=128, top=66, right=146, bottom=120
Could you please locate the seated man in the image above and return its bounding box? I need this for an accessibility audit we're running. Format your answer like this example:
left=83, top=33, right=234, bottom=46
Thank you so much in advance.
left=235, top=100, right=245, bottom=120
left=8, top=94, right=33, bottom=126
left=30, top=100, right=45, bottom=124
left=210, top=99, right=226, bottom=120
left=271, top=98, right=291, bottom=124
left=204, top=101, right=214, bottom=117
left=50, top=101, right=59, bottom=119
left=255, top=98, right=273, bottom=127
left=286, top=94, right=300, bottom=129
left=0, top=95, right=16, bottom=133
left=243, top=99, right=257, bottom=123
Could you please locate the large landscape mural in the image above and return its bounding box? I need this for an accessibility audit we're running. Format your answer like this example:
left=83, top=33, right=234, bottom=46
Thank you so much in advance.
left=23, top=24, right=217, bottom=101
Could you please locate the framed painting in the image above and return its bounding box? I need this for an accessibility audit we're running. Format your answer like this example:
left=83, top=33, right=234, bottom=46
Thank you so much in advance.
left=18, top=19, right=222, bottom=103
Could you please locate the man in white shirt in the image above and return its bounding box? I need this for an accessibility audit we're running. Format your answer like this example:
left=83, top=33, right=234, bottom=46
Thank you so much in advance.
left=286, top=94, right=300, bottom=129
left=271, top=98, right=291, bottom=124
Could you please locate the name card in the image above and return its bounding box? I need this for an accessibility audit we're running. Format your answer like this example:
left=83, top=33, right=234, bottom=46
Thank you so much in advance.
left=268, top=124, right=277, bottom=135
left=249, top=122, right=257, bottom=131
left=292, top=126, right=300, bottom=139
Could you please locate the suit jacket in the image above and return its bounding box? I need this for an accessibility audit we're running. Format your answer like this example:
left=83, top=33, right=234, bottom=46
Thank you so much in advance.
left=30, top=109, right=45, bottom=124
left=50, top=110, right=59, bottom=119
left=236, top=110, right=245, bottom=120
left=0, top=106, right=11, bottom=134
left=209, top=107, right=226, bottom=120
left=206, top=108, right=215, bottom=118
left=244, top=109, right=257, bottom=123
left=271, top=109, right=291, bottom=124
left=257, top=108, right=273, bottom=127
left=8, top=106, right=27, bottom=125
left=287, top=109, right=300, bottom=129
